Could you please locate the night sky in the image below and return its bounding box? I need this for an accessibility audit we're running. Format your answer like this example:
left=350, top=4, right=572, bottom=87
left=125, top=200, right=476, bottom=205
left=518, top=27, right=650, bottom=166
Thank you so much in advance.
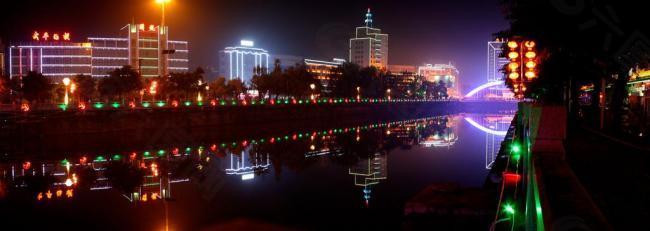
left=1, top=0, right=509, bottom=92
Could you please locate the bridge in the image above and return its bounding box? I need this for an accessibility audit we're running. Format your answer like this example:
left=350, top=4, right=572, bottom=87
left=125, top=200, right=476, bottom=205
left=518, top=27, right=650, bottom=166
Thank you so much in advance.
left=462, top=80, right=515, bottom=101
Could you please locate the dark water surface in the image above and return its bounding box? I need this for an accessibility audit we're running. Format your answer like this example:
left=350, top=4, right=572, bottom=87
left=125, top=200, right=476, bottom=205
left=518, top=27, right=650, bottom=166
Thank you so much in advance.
left=0, top=112, right=513, bottom=230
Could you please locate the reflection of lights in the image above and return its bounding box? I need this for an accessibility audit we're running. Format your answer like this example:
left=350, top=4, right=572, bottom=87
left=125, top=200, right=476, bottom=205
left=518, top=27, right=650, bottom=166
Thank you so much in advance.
left=464, top=118, right=507, bottom=136
left=242, top=174, right=255, bottom=180
left=65, top=178, right=73, bottom=187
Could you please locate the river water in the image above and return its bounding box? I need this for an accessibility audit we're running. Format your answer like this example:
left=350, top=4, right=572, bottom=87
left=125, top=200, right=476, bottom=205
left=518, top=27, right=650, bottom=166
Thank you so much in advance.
left=0, top=112, right=514, bottom=230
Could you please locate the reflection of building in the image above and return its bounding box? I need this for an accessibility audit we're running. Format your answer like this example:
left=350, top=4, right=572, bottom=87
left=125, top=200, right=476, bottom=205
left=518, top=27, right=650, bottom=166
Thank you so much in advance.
left=304, top=58, right=345, bottom=93
left=8, top=25, right=189, bottom=81
left=219, top=40, right=270, bottom=84
left=486, top=39, right=514, bottom=99
left=349, top=152, right=387, bottom=205
left=225, top=150, right=271, bottom=181
left=420, top=116, right=459, bottom=148
left=463, top=114, right=513, bottom=169
left=418, top=63, right=460, bottom=98
left=349, top=9, right=388, bottom=69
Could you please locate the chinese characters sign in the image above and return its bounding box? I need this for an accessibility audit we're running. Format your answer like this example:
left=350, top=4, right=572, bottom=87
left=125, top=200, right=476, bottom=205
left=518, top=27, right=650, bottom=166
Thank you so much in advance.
left=32, top=31, right=71, bottom=41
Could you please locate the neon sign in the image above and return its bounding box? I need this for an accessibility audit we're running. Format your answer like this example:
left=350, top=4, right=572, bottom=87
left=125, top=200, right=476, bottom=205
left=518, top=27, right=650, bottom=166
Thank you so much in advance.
left=32, top=31, right=71, bottom=41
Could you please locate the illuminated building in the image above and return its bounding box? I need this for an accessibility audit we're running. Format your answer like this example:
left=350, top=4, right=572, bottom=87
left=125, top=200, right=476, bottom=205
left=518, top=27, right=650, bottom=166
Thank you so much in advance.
left=420, top=116, right=459, bottom=148
left=387, top=65, right=416, bottom=74
left=349, top=9, right=389, bottom=69
left=418, top=63, right=460, bottom=98
left=486, top=39, right=514, bottom=99
left=9, top=40, right=92, bottom=82
left=304, top=58, right=345, bottom=93
left=89, top=23, right=189, bottom=78
left=628, top=68, right=650, bottom=126
left=385, top=70, right=419, bottom=97
left=8, top=25, right=188, bottom=80
left=219, top=40, right=270, bottom=84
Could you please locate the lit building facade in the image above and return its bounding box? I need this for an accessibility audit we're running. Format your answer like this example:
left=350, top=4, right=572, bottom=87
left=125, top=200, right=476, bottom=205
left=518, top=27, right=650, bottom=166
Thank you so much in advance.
left=387, top=65, right=417, bottom=74
left=9, top=41, right=93, bottom=82
left=89, top=23, right=189, bottom=78
left=418, top=63, right=460, bottom=98
left=8, top=25, right=189, bottom=81
left=487, top=39, right=513, bottom=99
left=219, top=40, right=270, bottom=84
left=272, top=54, right=304, bottom=70
left=304, top=58, right=345, bottom=93
left=349, top=9, right=388, bottom=70
left=385, top=71, right=419, bottom=97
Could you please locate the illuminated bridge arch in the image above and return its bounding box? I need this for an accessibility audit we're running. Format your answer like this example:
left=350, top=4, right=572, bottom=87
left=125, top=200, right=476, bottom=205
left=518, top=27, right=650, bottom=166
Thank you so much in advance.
left=464, top=81, right=505, bottom=98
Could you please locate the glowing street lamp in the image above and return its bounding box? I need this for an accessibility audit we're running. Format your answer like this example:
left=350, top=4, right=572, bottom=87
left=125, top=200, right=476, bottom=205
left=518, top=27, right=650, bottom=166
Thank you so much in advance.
left=62, top=77, right=71, bottom=105
left=506, top=39, right=538, bottom=98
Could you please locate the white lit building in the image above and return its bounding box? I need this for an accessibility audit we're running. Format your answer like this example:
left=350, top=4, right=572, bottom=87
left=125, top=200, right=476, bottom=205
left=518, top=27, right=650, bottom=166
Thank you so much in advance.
left=8, top=41, right=93, bottom=82
left=349, top=9, right=389, bottom=70
left=219, top=40, right=270, bottom=84
left=486, top=39, right=514, bottom=99
left=418, top=63, right=461, bottom=98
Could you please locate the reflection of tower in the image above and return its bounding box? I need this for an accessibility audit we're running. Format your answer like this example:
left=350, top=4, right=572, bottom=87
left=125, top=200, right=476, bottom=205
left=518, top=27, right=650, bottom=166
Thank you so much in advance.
left=464, top=114, right=513, bottom=169
left=225, top=150, right=271, bottom=181
left=349, top=152, right=387, bottom=206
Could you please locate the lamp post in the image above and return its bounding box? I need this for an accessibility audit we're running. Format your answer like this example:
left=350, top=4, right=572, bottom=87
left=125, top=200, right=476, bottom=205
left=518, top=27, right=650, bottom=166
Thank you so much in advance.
left=310, top=83, right=316, bottom=100
left=156, top=0, right=171, bottom=77
left=62, top=77, right=71, bottom=105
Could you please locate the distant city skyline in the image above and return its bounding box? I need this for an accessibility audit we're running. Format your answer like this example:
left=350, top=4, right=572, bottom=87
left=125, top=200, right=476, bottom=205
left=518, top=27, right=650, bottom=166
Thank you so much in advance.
left=1, top=0, right=508, bottom=92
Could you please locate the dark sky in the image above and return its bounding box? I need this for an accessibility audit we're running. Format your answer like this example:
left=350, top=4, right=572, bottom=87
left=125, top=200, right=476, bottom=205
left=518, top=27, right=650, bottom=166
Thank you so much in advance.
left=1, top=0, right=509, bottom=92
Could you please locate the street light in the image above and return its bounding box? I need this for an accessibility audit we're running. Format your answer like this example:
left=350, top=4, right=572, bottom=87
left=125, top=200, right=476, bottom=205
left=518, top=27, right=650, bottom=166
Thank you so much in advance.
left=156, top=0, right=171, bottom=77
left=309, top=83, right=316, bottom=100
left=62, top=77, right=71, bottom=105
left=356, top=86, right=361, bottom=100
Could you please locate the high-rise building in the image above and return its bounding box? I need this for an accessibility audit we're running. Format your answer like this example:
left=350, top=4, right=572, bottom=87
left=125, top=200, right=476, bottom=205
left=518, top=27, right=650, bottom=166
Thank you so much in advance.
left=89, top=23, right=188, bottom=78
left=487, top=39, right=512, bottom=99
left=418, top=63, right=460, bottom=98
left=8, top=25, right=189, bottom=81
left=219, top=40, right=270, bottom=84
left=349, top=9, right=388, bottom=70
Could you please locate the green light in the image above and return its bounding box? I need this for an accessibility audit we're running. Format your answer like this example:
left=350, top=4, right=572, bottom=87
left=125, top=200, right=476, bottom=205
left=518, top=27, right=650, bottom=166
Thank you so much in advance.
left=185, top=147, right=191, bottom=152
left=112, top=155, right=122, bottom=161
left=142, top=102, right=151, bottom=108
left=197, top=101, right=203, bottom=106
left=511, top=153, right=521, bottom=162
left=231, top=101, right=237, bottom=105
left=511, top=143, right=522, bottom=154
left=111, top=102, right=120, bottom=108
left=158, top=150, right=165, bottom=156
left=144, top=151, right=151, bottom=156
left=260, top=138, right=265, bottom=143
left=156, top=101, right=166, bottom=107
left=221, top=143, right=226, bottom=147
left=220, top=101, right=226, bottom=106
left=94, top=102, right=104, bottom=109
left=298, top=100, right=303, bottom=104
left=58, top=104, right=68, bottom=111
left=251, top=101, right=257, bottom=105
left=284, top=100, right=289, bottom=104
left=61, top=159, right=69, bottom=166
left=504, top=204, right=516, bottom=215
left=95, top=156, right=106, bottom=162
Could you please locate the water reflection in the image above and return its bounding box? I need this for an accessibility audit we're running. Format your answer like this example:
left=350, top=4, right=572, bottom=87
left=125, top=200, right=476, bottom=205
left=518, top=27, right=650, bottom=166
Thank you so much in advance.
left=0, top=112, right=514, bottom=229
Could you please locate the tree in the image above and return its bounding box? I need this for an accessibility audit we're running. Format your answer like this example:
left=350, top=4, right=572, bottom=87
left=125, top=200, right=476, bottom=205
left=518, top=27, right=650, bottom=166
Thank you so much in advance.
left=226, top=79, right=246, bottom=98
left=499, top=0, right=650, bottom=131
left=98, top=66, right=143, bottom=102
left=16, top=71, right=52, bottom=103
left=209, top=77, right=228, bottom=99
left=73, top=74, right=96, bottom=102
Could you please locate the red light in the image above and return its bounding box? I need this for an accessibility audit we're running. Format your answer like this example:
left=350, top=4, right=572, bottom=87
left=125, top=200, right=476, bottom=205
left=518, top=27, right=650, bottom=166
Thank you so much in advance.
left=80, top=156, right=88, bottom=164
left=270, top=99, right=275, bottom=105
left=242, top=140, right=248, bottom=146
left=503, top=173, right=522, bottom=185
left=23, top=161, right=32, bottom=170
left=242, top=100, right=248, bottom=106
left=129, top=153, right=136, bottom=160
left=292, top=99, right=297, bottom=104
left=129, top=101, right=136, bottom=109
left=210, top=100, right=217, bottom=106
left=270, top=138, right=275, bottom=143
left=210, top=144, right=217, bottom=151
left=21, top=103, right=30, bottom=112
left=78, top=103, right=86, bottom=110
left=292, top=134, right=297, bottom=140
left=172, top=100, right=179, bottom=107
left=172, top=148, right=179, bottom=155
